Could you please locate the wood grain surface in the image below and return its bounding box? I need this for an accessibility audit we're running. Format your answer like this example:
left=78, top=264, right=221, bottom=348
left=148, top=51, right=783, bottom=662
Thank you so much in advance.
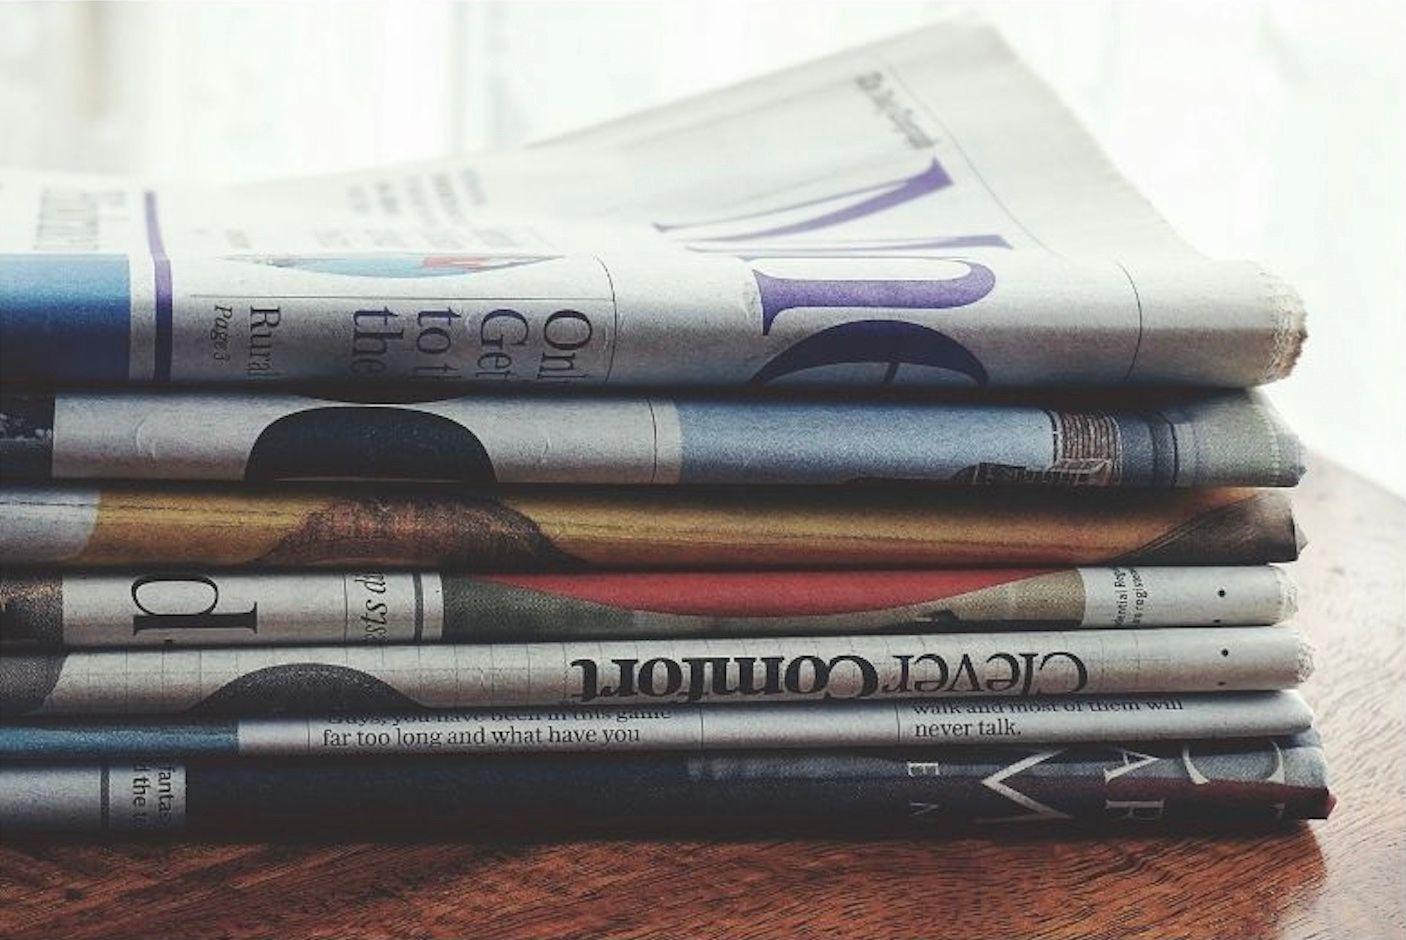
left=1, top=457, right=1402, bottom=940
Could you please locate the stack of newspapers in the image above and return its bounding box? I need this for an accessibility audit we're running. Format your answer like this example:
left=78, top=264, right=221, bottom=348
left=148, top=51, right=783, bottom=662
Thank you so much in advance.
left=0, top=19, right=1332, bottom=836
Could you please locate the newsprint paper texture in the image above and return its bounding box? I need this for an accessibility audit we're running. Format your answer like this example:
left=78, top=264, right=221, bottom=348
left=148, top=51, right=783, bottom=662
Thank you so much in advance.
left=0, top=566, right=1296, bottom=649
left=0, top=628, right=1313, bottom=717
left=0, top=485, right=1304, bottom=569
left=0, top=389, right=1303, bottom=488
left=0, top=18, right=1304, bottom=391
left=0, top=692, right=1314, bottom=758
left=0, top=734, right=1333, bottom=834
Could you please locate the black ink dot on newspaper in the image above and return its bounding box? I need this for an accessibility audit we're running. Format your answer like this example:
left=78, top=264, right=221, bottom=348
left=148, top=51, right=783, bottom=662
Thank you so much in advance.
left=1218, top=589, right=1227, bottom=597
left=1221, top=649, right=1230, bottom=657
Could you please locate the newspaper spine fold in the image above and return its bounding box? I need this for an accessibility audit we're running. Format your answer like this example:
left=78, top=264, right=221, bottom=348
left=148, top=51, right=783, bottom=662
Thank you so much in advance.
left=0, top=485, right=1304, bottom=569
left=0, top=692, right=1315, bottom=758
left=0, top=734, right=1333, bottom=835
left=0, top=566, right=1297, bottom=649
left=0, top=628, right=1313, bottom=717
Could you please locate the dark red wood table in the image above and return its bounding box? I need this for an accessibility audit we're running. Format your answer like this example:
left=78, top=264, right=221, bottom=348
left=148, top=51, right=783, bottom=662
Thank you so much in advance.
left=2, top=458, right=1402, bottom=939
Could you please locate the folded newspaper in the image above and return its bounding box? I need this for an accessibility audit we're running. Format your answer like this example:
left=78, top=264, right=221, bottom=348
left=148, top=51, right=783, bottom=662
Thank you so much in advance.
left=0, top=735, right=1333, bottom=835
left=0, top=628, right=1313, bottom=717
left=0, top=566, right=1296, bottom=648
left=0, top=389, right=1303, bottom=487
left=0, top=692, right=1314, bottom=758
left=0, top=19, right=1304, bottom=392
left=0, top=484, right=1303, bottom=569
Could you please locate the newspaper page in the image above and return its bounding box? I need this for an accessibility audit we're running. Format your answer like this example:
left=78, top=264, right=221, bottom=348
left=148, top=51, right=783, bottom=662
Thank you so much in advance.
left=0, top=566, right=1296, bottom=649
left=0, top=18, right=1303, bottom=391
left=0, top=627, right=1313, bottom=717
left=0, top=389, right=1303, bottom=487
left=0, top=692, right=1314, bottom=758
left=0, top=734, right=1333, bottom=834
left=0, top=485, right=1303, bottom=569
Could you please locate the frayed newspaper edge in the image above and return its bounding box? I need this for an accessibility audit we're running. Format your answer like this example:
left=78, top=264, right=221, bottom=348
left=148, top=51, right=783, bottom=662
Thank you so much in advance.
left=1273, top=565, right=1300, bottom=622
left=1261, top=267, right=1308, bottom=384
left=1294, top=632, right=1316, bottom=684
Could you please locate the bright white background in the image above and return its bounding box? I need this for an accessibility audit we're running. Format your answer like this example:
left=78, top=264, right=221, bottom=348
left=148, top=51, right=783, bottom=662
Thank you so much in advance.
left=2, top=0, right=1403, bottom=495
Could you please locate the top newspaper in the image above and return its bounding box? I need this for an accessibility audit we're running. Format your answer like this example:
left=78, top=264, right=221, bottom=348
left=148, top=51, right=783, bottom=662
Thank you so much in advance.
left=0, top=17, right=1305, bottom=391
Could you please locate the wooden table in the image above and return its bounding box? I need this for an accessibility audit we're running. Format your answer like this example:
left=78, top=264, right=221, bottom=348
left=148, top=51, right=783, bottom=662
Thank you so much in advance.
left=1, top=458, right=1402, bottom=939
